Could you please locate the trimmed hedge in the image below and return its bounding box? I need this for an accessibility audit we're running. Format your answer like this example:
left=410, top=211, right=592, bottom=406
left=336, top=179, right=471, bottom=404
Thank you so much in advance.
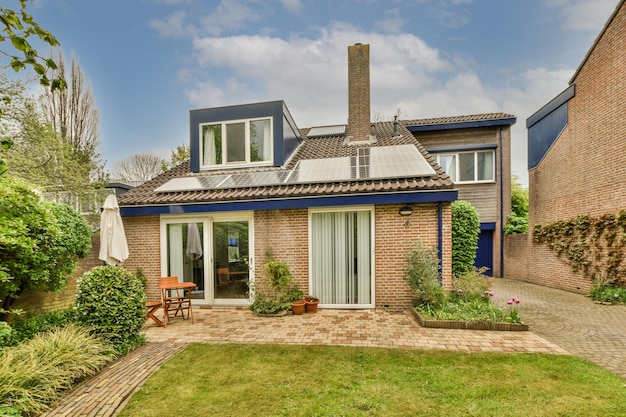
left=74, top=266, right=146, bottom=353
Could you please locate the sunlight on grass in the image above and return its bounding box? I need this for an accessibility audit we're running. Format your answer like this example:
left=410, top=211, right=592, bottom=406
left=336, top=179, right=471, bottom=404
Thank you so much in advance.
left=119, top=344, right=626, bottom=417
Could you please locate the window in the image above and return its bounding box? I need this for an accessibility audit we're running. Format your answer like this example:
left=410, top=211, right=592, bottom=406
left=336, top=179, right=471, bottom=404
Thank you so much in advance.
left=309, top=207, right=374, bottom=308
left=201, top=118, right=272, bottom=168
left=436, top=150, right=494, bottom=183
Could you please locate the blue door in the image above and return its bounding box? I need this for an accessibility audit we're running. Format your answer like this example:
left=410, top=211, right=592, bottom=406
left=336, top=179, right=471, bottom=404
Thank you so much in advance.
left=474, top=227, right=494, bottom=276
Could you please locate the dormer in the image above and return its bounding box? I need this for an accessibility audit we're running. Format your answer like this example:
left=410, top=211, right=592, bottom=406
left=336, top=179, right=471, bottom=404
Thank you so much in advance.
left=189, top=101, right=302, bottom=173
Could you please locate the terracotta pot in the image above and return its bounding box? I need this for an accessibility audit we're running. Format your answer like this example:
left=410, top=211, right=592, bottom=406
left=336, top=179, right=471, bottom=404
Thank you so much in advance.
left=291, top=300, right=305, bottom=315
left=304, top=296, right=319, bottom=313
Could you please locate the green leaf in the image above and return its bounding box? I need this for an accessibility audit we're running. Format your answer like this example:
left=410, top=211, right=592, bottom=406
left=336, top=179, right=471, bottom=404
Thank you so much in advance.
left=1, top=138, right=14, bottom=150
left=45, top=58, right=58, bottom=69
left=10, top=36, right=31, bottom=53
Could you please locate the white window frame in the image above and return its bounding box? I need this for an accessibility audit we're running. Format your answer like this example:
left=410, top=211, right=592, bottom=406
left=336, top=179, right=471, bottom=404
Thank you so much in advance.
left=199, top=117, right=273, bottom=170
left=436, top=150, right=495, bottom=183
left=308, top=205, right=375, bottom=309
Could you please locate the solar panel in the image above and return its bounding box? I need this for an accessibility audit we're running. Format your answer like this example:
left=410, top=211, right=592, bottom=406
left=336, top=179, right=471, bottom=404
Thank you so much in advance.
left=154, top=175, right=230, bottom=193
left=154, top=145, right=437, bottom=193
left=307, top=125, right=347, bottom=137
left=286, top=157, right=355, bottom=183
left=364, top=144, right=435, bottom=179
left=219, top=171, right=291, bottom=188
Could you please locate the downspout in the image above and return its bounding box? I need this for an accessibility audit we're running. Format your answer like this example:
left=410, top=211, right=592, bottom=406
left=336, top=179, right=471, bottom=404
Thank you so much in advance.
left=438, top=202, right=443, bottom=285
left=499, top=127, right=505, bottom=278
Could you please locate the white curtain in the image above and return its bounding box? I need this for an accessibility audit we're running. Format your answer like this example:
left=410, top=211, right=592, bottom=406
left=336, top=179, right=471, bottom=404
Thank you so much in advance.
left=478, top=151, right=494, bottom=181
left=168, top=224, right=184, bottom=279
left=202, top=126, right=216, bottom=165
left=439, top=154, right=457, bottom=181
left=311, top=211, right=371, bottom=305
left=263, top=121, right=271, bottom=161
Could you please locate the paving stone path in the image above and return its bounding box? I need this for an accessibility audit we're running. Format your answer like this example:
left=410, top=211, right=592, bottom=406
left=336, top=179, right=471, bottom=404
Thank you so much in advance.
left=491, top=278, right=626, bottom=379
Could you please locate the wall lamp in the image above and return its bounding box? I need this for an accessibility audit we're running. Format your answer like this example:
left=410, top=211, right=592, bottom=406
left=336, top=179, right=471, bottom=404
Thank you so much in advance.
left=398, top=205, right=413, bottom=216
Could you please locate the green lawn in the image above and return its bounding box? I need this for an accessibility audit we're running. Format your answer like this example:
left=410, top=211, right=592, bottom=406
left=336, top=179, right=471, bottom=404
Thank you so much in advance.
left=119, top=344, right=626, bottom=417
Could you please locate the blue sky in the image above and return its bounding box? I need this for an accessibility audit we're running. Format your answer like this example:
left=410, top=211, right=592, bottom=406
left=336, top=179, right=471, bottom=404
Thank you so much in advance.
left=24, top=0, right=620, bottom=185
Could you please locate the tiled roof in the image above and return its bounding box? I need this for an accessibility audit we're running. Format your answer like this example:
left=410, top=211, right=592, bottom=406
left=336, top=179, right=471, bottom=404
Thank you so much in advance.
left=402, top=112, right=515, bottom=127
left=118, top=121, right=453, bottom=207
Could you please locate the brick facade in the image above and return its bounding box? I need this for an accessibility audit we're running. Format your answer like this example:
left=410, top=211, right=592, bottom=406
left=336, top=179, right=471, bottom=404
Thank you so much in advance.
left=412, top=125, right=512, bottom=277
left=14, top=235, right=103, bottom=316
left=121, top=203, right=452, bottom=312
left=526, top=2, right=625, bottom=291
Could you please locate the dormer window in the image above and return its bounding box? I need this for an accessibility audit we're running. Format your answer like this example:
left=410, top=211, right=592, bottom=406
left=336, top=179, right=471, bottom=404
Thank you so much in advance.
left=201, top=117, right=273, bottom=169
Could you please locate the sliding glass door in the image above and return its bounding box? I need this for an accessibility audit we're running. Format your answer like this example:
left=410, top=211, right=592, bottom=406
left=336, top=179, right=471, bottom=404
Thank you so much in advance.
left=310, top=207, right=374, bottom=308
left=212, top=220, right=250, bottom=302
left=161, top=213, right=253, bottom=306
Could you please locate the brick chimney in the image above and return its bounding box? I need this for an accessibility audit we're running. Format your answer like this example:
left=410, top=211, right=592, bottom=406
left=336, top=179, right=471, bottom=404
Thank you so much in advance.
left=346, top=43, right=374, bottom=143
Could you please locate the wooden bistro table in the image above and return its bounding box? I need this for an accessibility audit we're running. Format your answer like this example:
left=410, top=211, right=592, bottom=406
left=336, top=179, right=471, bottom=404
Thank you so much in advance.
left=159, top=280, right=197, bottom=326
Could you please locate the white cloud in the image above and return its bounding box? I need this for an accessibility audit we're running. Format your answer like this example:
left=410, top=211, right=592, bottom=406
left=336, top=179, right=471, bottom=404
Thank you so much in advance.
left=149, top=11, right=195, bottom=37
left=199, top=0, right=260, bottom=36
left=545, top=0, right=617, bottom=31
left=374, top=8, right=406, bottom=33
left=280, top=0, right=303, bottom=14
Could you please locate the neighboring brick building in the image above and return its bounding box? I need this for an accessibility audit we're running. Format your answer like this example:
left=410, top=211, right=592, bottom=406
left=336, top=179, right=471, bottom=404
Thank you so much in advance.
left=522, top=0, right=625, bottom=291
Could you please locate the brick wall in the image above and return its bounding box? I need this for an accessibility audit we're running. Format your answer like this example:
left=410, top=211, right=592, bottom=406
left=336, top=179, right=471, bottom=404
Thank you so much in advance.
left=119, top=203, right=452, bottom=312
left=527, top=3, right=625, bottom=291
left=504, top=234, right=529, bottom=279
left=374, top=203, right=452, bottom=310
left=122, top=215, right=162, bottom=301
left=347, top=43, right=371, bottom=141
left=14, top=234, right=103, bottom=316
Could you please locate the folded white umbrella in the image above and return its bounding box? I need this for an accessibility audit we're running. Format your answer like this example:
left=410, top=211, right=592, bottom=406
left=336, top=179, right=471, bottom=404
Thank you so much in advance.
left=99, top=194, right=129, bottom=266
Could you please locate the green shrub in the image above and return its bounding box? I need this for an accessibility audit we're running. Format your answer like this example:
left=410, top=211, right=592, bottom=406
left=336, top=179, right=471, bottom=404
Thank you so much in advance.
left=450, top=268, right=491, bottom=302
left=0, top=324, right=113, bottom=416
left=74, top=266, right=146, bottom=353
left=451, top=200, right=480, bottom=277
left=0, top=323, right=10, bottom=348
left=589, top=285, right=626, bottom=304
left=7, top=308, right=74, bottom=347
left=404, top=241, right=444, bottom=307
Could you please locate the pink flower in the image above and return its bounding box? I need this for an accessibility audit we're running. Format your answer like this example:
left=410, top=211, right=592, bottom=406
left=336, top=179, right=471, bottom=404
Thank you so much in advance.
left=507, top=299, right=513, bottom=305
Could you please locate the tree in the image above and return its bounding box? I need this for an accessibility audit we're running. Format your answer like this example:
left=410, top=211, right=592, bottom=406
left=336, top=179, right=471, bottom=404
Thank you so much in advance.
left=504, top=176, right=529, bottom=235
left=451, top=200, right=480, bottom=277
left=39, top=51, right=101, bottom=170
left=0, top=174, right=91, bottom=320
left=112, top=152, right=164, bottom=183
left=0, top=0, right=66, bottom=175
left=161, top=143, right=190, bottom=171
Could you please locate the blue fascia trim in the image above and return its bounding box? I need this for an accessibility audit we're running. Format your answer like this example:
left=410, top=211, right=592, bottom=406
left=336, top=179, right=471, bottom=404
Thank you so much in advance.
left=407, top=117, right=516, bottom=133
left=120, top=190, right=459, bottom=216
left=426, top=143, right=498, bottom=153
left=527, top=84, right=575, bottom=128
left=480, top=222, right=497, bottom=231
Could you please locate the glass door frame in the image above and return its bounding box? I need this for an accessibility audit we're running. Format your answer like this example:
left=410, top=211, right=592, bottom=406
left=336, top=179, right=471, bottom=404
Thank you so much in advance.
left=160, top=211, right=254, bottom=307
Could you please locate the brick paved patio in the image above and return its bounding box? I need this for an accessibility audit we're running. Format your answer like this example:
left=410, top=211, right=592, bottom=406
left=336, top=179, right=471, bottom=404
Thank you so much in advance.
left=41, top=277, right=626, bottom=417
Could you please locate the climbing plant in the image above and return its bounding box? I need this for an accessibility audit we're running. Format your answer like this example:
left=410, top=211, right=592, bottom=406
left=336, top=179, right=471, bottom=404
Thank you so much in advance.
left=533, top=210, right=626, bottom=285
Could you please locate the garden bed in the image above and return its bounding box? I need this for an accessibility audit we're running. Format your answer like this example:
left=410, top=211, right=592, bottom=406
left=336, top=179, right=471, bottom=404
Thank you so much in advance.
left=411, top=308, right=529, bottom=331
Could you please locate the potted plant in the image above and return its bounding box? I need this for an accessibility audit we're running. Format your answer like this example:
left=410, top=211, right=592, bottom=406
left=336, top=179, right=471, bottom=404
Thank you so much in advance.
left=304, top=295, right=319, bottom=313
left=251, top=248, right=302, bottom=316
left=290, top=287, right=305, bottom=315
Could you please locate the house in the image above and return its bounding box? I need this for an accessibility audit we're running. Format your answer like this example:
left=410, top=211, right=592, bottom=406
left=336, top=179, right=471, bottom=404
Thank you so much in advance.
left=404, top=113, right=516, bottom=277
left=118, top=43, right=513, bottom=310
left=520, top=0, right=625, bottom=291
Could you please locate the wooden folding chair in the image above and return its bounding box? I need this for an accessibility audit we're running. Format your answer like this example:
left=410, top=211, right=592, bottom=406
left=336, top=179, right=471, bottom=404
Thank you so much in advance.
left=160, top=276, right=194, bottom=326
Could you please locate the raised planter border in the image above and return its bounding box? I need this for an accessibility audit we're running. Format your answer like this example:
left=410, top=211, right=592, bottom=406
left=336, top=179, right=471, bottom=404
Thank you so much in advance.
left=411, top=307, right=529, bottom=331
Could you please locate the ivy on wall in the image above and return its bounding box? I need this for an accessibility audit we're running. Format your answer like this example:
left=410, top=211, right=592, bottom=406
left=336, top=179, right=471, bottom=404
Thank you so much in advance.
left=533, top=210, right=626, bottom=285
